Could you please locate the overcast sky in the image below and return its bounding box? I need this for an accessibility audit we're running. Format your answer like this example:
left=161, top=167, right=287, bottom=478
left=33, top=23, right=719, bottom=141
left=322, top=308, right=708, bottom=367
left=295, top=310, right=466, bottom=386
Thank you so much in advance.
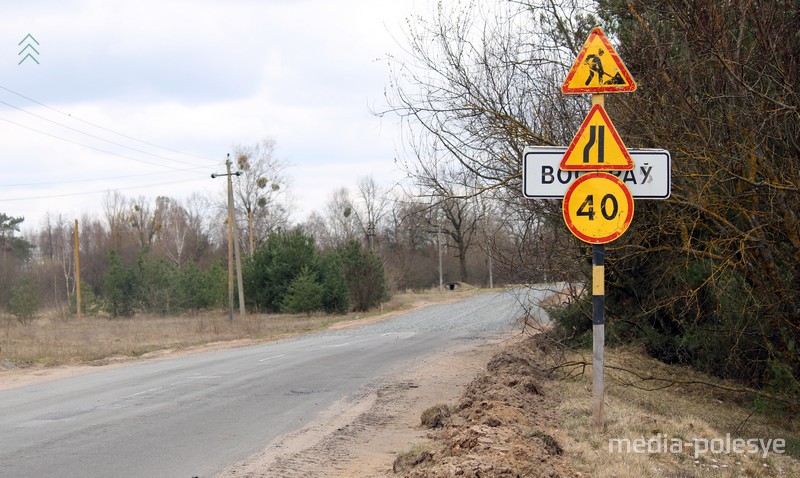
left=0, top=0, right=430, bottom=231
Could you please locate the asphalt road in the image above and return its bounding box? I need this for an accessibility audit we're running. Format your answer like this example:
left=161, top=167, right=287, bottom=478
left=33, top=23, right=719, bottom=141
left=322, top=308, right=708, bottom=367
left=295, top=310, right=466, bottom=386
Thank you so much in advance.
left=0, top=288, right=552, bottom=478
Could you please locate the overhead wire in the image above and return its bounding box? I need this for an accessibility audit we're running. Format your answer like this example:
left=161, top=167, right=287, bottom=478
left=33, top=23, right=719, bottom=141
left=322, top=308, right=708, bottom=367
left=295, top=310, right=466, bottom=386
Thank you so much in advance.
left=0, top=84, right=220, bottom=164
left=0, top=83, right=231, bottom=202
left=0, top=98, right=211, bottom=169
left=0, top=169, right=200, bottom=188
left=0, top=115, right=210, bottom=173
left=0, top=177, right=213, bottom=203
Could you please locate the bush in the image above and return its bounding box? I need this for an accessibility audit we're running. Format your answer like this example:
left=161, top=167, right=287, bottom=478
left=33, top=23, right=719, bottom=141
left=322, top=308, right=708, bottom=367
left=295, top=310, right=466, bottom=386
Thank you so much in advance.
left=9, top=275, right=39, bottom=324
left=69, top=283, right=102, bottom=316
left=337, top=240, right=389, bottom=312
left=174, top=260, right=217, bottom=313
left=420, top=403, right=451, bottom=429
left=319, top=252, right=350, bottom=314
left=243, top=228, right=318, bottom=312
left=103, top=251, right=137, bottom=317
left=548, top=297, right=592, bottom=348
left=135, top=252, right=176, bottom=315
left=281, top=267, right=324, bottom=314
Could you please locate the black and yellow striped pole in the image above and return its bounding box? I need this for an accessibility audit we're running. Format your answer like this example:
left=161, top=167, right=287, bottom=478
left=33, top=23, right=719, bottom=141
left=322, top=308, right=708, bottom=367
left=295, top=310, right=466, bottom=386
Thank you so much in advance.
left=592, top=243, right=605, bottom=430
left=589, top=93, right=606, bottom=432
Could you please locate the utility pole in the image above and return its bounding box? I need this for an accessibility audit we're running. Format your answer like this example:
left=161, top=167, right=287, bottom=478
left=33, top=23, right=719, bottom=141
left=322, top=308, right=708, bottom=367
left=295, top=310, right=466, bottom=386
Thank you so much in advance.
left=212, top=155, right=246, bottom=319
left=367, top=221, right=375, bottom=252
left=248, top=209, right=255, bottom=257
left=73, top=219, right=81, bottom=319
left=437, top=222, right=443, bottom=292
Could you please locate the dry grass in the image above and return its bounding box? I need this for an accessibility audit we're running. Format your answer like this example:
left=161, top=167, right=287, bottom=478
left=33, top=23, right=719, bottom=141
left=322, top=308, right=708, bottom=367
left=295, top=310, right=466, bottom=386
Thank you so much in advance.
left=420, top=403, right=453, bottom=429
left=551, top=345, right=800, bottom=477
left=0, top=287, right=484, bottom=367
left=392, top=443, right=434, bottom=473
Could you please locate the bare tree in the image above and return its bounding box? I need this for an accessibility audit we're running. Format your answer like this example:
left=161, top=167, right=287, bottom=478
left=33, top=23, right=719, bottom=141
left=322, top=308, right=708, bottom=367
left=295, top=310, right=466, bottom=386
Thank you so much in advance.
left=383, top=195, right=442, bottom=290
left=103, top=191, right=130, bottom=254
left=36, top=213, right=74, bottom=313
left=437, top=196, right=480, bottom=283
left=353, top=175, right=390, bottom=251
left=231, top=138, right=290, bottom=255
left=151, top=197, right=190, bottom=267
left=385, top=0, right=591, bottom=192
left=301, top=211, right=334, bottom=251
left=324, top=187, right=360, bottom=248
left=128, top=196, right=159, bottom=250
left=384, top=0, right=590, bottom=286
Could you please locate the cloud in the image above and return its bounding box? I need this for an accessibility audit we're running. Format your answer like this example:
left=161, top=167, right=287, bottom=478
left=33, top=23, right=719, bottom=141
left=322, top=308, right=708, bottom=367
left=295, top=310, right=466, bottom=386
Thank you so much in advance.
left=0, top=0, right=421, bottom=227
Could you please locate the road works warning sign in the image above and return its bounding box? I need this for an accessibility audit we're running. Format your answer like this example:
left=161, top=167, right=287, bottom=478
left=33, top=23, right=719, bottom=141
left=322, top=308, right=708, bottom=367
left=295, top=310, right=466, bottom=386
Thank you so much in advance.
left=562, top=27, right=636, bottom=94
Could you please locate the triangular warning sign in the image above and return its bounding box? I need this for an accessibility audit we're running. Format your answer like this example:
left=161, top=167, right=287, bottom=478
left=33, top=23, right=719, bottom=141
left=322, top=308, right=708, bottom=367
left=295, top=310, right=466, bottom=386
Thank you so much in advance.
left=562, top=27, right=636, bottom=94
left=560, top=104, right=634, bottom=171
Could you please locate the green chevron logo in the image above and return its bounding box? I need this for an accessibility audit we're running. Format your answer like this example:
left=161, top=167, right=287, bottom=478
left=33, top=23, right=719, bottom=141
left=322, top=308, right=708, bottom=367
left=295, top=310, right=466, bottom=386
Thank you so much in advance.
left=18, top=33, right=40, bottom=65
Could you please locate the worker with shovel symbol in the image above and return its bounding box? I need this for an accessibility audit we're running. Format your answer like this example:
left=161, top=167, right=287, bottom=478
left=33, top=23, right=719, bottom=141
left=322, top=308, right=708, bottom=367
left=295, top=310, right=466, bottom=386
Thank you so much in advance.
left=584, top=49, right=625, bottom=86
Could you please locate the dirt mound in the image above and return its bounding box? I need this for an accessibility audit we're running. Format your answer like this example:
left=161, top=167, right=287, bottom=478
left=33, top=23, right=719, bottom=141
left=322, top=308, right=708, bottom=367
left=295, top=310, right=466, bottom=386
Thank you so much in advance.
left=396, top=336, right=578, bottom=477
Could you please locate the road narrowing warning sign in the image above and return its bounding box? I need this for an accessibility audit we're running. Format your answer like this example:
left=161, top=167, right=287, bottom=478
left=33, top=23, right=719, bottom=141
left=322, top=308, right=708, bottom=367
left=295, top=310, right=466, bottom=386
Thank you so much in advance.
left=562, top=172, right=634, bottom=244
left=560, top=104, right=634, bottom=171
left=562, top=27, right=636, bottom=94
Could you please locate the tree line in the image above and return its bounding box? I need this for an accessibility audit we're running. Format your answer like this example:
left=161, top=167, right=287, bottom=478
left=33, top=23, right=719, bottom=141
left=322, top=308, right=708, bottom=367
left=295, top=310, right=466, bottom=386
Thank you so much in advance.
left=0, top=145, right=542, bottom=321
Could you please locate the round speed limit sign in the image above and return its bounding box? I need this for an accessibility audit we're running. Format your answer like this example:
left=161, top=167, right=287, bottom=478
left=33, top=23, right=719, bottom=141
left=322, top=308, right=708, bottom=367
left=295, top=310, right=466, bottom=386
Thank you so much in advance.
left=562, top=172, right=634, bottom=244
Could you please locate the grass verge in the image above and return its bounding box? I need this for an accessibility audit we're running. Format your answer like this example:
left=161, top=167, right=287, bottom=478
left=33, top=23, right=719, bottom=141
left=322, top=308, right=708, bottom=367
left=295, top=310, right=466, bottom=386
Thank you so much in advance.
left=552, top=345, right=800, bottom=477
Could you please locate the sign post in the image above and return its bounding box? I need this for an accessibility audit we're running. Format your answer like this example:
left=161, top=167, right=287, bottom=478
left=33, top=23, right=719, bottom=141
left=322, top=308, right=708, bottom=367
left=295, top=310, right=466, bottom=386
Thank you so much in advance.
left=574, top=93, right=619, bottom=432
left=522, top=28, right=670, bottom=431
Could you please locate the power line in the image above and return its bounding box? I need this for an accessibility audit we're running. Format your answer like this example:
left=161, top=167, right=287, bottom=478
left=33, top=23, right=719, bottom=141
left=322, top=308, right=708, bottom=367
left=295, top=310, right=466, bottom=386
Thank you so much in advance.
left=0, top=169, right=200, bottom=188
left=0, top=115, right=210, bottom=173
left=0, top=84, right=228, bottom=209
left=0, top=84, right=219, bottom=164
left=0, top=177, right=212, bottom=202
left=0, top=99, right=209, bottom=169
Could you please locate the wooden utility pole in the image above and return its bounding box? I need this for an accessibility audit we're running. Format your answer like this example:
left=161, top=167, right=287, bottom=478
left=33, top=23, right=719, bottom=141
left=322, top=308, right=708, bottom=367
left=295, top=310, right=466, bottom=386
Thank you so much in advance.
left=248, top=210, right=254, bottom=257
left=73, top=219, right=81, bottom=319
left=213, top=155, right=246, bottom=320
left=227, top=158, right=246, bottom=319
left=437, top=222, right=443, bottom=292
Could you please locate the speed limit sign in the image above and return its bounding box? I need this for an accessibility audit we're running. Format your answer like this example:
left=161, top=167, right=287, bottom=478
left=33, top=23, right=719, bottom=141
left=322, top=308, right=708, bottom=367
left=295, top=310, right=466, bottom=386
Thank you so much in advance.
left=562, top=172, right=634, bottom=244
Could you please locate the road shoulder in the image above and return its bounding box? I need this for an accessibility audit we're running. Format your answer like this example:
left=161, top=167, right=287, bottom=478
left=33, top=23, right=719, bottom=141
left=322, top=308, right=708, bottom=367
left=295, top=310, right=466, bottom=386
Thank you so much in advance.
left=218, top=335, right=514, bottom=477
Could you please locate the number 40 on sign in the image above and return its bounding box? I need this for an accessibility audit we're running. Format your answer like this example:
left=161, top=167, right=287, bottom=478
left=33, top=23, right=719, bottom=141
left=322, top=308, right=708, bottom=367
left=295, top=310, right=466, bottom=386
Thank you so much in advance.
left=562, top=172, right=634, bottom=244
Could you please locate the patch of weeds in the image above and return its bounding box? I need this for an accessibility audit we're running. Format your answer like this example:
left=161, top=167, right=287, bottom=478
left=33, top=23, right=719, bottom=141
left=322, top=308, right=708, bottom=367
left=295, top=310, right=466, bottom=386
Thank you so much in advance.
left=783, top=436, right=800, bottom=460
left=392, top=443, right=433, bottom=473
left=420, top=403, right=452, bottom=429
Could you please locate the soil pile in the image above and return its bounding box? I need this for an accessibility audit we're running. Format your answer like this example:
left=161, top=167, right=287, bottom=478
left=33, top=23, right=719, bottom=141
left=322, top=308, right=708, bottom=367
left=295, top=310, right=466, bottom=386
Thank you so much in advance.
left=395, top=336, right=579, bottom=477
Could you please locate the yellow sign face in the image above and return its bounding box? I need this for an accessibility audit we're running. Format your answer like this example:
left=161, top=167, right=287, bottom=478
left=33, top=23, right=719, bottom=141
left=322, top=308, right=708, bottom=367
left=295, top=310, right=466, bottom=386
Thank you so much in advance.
left=562, top=27, right=636, bottom=94
left=563, top=172, right=634, bottom=244
left=560, top=104, right=634, bottom=171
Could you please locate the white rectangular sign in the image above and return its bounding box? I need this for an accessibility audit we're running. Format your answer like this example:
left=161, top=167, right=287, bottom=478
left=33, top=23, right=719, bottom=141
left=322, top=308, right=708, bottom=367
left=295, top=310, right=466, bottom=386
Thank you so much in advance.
left=523, top=146, right=671, bottom=199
